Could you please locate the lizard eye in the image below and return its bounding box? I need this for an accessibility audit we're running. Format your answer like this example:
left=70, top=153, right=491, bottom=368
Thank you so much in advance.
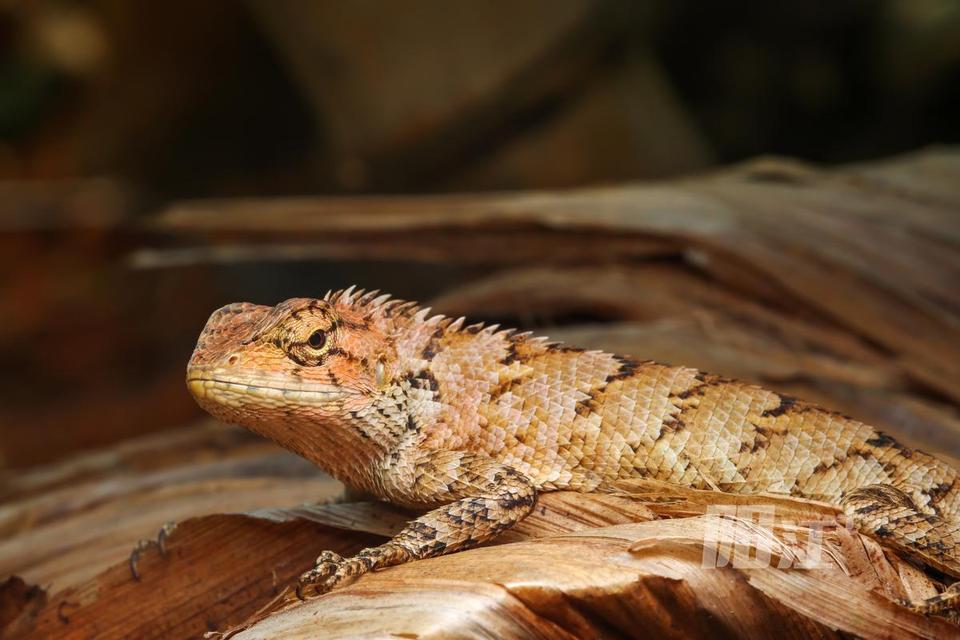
left=308, top=329, right=327, bottom=350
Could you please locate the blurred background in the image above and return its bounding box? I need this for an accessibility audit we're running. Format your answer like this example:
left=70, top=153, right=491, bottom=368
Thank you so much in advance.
left=2, top=0, right=960, bottom=469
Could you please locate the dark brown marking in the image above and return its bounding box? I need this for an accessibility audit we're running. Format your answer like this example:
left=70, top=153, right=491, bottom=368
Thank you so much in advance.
left=861, top=430, right=914, bottom=459
left=574, top=389, right=603, bottom=417
left=811, top=461, right=829, bottom=475
left=855, top=503, right=881, bottom=515
left=327, top=348, right=366, bottom=366
left=338, top=317, right=369, bottom=331
left=287, top=351, right=312, bottom=367
left=420, top=370, right=440, bottom=392
left=651, top=416, right=684, bottom=444
left=761, top=395, right=801, bottom=418
left=500, top=493, right=537, bottom=510
left=606, top=355, right=642, bottom=382
left=675, top=383, right=708, bottom=400
left=661, top=415, right=686, bottom=435
left=546, top=343, right=584, bottom=354
left=426, top=540, right=448, bottom=554
left=929, top=479, right=956, bottom=503
left=328, top=368, right=341, bottom=388
left=493, top=468, right=526, bottom=482
left=574, top=400, right=596, bottom=418
left=865, top=432, right=899, bottom=448
left=746, top=425, right=771, bottom=452
left=501, top=342, right=520, bottom=365
left=489, top=374, right=532, bottom=400
left=812, top=447, right=880, bottom=476
left=421, top=326, right=446, bottom=360
left=407, top=521, right=438, bottom=540
left=403, top=369, right=441, bottom=393
left=880, top=460, right=900, bottom=476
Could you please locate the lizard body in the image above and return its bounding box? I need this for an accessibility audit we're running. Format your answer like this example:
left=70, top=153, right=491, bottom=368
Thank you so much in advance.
left=187, top=288, right=960, bottom=613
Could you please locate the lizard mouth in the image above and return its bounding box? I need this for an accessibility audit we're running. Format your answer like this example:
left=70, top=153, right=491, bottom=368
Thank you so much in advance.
left=186, top=373, right=351, bottom=405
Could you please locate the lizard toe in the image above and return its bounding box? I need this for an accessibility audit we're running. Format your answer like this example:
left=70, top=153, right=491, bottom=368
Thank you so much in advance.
left=296, top=551, right=352, bottom=599
left=296, top=568, right=348, bottom=599
left=314, top=550, right=344, bottom=567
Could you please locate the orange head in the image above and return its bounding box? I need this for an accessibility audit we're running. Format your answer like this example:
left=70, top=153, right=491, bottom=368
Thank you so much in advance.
left=186, top=296, right=396, bottom=447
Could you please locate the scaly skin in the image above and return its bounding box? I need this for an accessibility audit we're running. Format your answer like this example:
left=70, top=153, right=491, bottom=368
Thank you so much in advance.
left=187, top=288, right=960, bottom=613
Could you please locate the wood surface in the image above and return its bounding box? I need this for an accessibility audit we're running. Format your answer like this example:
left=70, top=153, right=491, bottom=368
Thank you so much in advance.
left=3, top=149, right=959, bottom=637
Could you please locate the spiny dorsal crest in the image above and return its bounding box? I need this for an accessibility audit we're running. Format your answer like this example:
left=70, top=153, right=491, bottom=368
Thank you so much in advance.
left=324, top=286, right=565, bottom=347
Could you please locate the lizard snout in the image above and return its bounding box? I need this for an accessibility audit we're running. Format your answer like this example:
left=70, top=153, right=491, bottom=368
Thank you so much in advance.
left=189, top=302, right=271, bottom=367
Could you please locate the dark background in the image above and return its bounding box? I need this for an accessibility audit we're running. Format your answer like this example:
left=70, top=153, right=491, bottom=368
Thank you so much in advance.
left=3, top=1, right=958, bottom=197
left=2, top=0, right=959, bottom=468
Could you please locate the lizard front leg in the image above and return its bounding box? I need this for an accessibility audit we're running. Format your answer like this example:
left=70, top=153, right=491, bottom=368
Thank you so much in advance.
left=296, top=450, right=537, bottom=598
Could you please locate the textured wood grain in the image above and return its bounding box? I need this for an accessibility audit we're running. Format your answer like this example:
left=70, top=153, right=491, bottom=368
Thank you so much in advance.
left=4, top=149, right=960, bottom=637
left=2, top=428, right=957, bottom=638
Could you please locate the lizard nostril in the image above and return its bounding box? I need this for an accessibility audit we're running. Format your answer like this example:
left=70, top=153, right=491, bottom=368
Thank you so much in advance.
left=227, top=355, right=239, bottom=366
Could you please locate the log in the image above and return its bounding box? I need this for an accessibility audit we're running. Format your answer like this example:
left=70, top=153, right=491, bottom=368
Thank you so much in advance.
left=4, top=149, right=960, bottom=637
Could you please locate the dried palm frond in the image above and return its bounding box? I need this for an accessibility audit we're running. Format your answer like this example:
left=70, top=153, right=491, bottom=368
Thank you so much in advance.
left=2, top=427, right=958, bottom=639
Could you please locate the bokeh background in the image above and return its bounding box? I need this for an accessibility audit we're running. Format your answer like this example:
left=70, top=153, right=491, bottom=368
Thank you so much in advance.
left=2, top=0, right=960, bottom=468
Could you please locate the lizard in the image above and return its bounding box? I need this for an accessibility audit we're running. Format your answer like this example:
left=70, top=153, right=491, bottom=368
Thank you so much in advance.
left=186, top=287, right=960, bottom=615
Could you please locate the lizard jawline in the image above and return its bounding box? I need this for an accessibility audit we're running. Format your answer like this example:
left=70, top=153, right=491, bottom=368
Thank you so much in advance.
left=186, top=376, right=350, bottom=405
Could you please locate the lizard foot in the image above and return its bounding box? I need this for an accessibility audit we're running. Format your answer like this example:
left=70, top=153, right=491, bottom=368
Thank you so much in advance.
left=902, top=581, right=960, bottom=617
left=295, top=545, right=413, bottom=600
left=295, top=550, right=356, bottom=599
left=128, top=522, right=177, bottom=581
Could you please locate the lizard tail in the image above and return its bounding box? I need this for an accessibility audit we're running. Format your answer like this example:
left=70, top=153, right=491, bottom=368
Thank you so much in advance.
left=843, top=483, right=960, bottom=616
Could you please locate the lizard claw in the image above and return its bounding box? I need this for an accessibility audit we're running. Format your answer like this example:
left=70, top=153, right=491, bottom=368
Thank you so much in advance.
left=129, top=539, right=152, bottom=581
left=128, top=521, right=178, bottom=581
left=157, top=521, right=177, bottom=556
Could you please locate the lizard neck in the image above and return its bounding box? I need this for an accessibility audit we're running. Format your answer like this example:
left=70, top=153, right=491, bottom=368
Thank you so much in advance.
left=235, top=396, right=392, bottom=492
left=383, top=314, right=530, bottom=441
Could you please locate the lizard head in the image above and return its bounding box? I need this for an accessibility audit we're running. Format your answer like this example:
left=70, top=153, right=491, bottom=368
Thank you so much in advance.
left=186, top=296, right=392, bottom=436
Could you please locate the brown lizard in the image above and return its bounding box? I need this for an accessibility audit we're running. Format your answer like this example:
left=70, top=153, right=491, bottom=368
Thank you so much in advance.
left=186, top=287, right=960, bottom=615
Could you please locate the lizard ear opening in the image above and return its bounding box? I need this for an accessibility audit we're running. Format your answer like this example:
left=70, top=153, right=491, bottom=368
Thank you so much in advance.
left=375, top=358, right=386, bottom=387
